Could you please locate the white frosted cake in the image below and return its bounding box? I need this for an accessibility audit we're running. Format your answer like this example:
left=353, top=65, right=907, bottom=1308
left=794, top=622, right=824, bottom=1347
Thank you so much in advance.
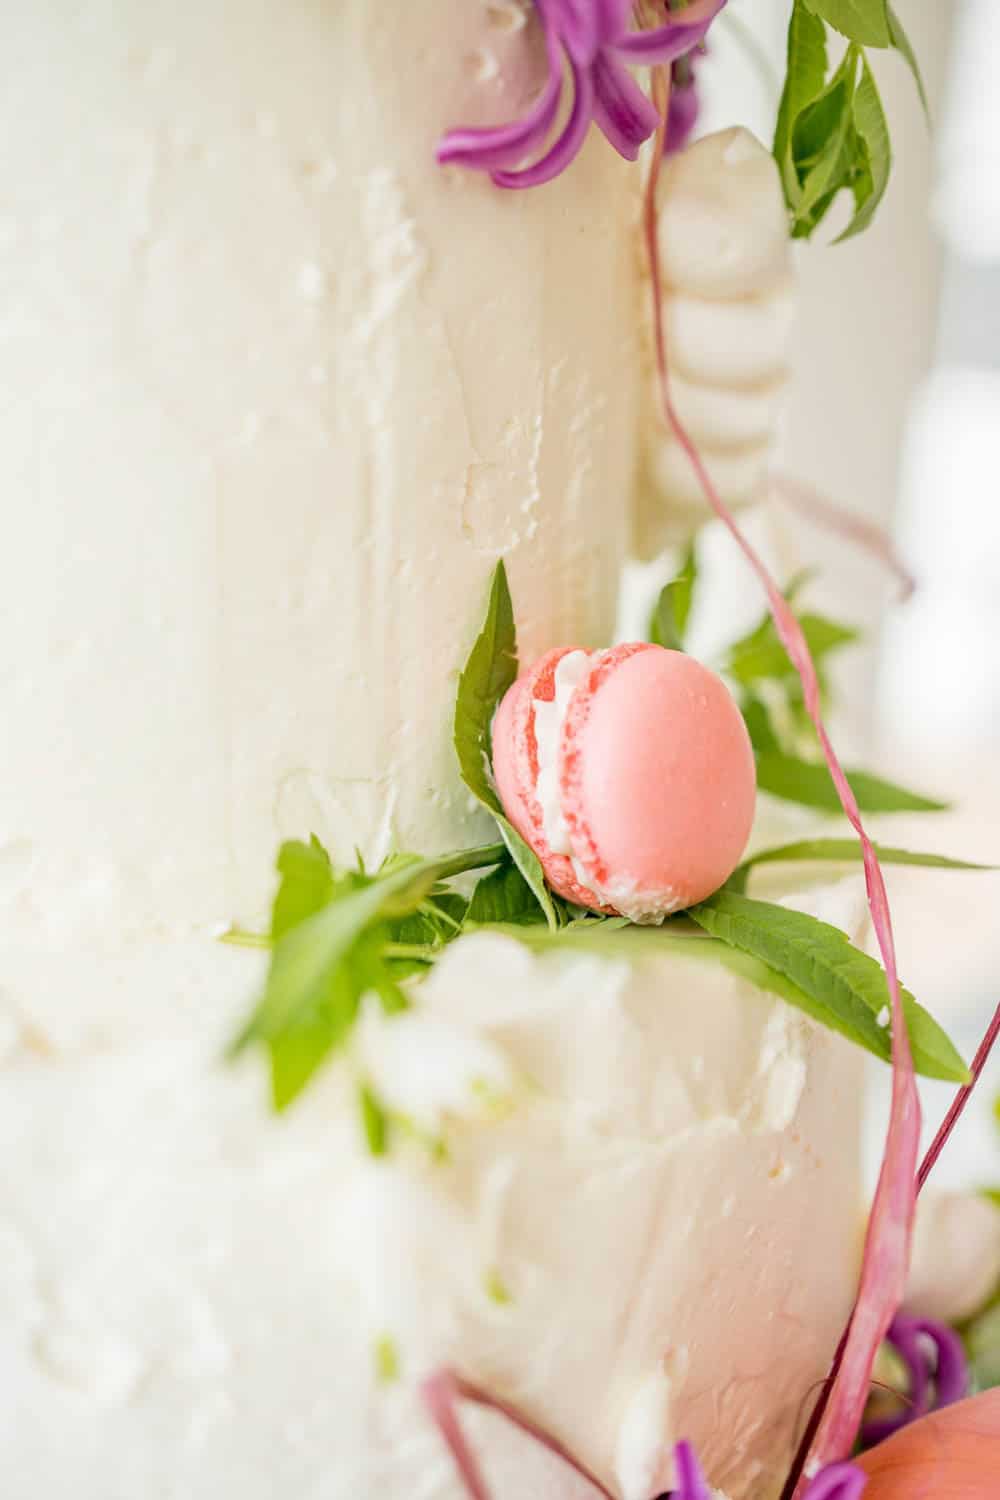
left=5, top=5, right=970, bottom=1500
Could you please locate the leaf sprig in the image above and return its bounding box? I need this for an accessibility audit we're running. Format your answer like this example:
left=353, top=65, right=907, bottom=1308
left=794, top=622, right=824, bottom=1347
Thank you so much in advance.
left=229, top=563, right=973, bottom=1133
left=774, top=0, right=925, bottom=241
left=647, top=554, right=946, bottom=815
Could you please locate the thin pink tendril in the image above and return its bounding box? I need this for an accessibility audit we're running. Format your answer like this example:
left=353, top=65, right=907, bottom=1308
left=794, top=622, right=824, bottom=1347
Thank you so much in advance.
left=643, top=58, right=920, bottom=1500
left=917, top=1000, right=1000, bottom=1192
left=421, top=1369, right=615, bottom=1500
left=771, top=472, right=917, bottom=604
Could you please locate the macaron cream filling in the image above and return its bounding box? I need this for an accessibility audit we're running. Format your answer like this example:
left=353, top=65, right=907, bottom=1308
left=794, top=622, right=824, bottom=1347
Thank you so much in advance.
left=532, top=649, right=593, bottom=858
left=530, top=648, right=669, bottom=922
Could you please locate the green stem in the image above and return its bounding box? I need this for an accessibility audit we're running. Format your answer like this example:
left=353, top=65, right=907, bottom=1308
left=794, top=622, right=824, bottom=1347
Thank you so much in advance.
left=421, top=843, right=507, bottom=881
left=384, top=943, right=438, bottom=963
left=219, top=927, right=271, bottom=949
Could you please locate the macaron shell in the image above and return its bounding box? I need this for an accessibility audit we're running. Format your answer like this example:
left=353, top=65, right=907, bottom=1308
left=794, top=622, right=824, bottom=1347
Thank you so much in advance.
left=560, top=645, right=756, bottom=912
left=492, top=648, right=609, bottom=910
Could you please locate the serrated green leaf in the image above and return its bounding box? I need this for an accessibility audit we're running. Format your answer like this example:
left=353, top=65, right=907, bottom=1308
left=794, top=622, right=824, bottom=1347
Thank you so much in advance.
left=689, top=890, right=969, bottom=1082
left=270, top=836, right=337, bottom=941
left=805, top=0, right=891, bottom=47
left=496, top=814, right=558, bottom=930
left=775, top=0, right=829, bottom=211
left=887, top=3, right=929, bottom=118
left=650, top=539, right=697, bottom=651
left=755, top=750, right=948, bottom=813
left=467, top=861, right=548, bottom=927
left=453, top=562, right=518, bottom=815
left=738, top=838, right=994, bottom=878
left=741, top=695, right=781, bottom=755
left=491, top=906, right=971, bottom=1086
left=838, top=56, right=892, bottom=242
left=793, top=45, right=861, bottom=225
left=452, top=563, right=556, bottom=930
left=230, top=843, right=506, bottom=1107
left=392, top=891, right=468, bottom=952
left=727, top=610, right=858, bottom=686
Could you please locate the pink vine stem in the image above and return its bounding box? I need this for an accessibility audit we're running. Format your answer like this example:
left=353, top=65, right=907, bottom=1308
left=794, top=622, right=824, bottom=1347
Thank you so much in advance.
left=421, top=1369, right=615, bottom=1500
left=917, top=1000, right=1000, bottom=1192
left=771, top=471, right=917, bottom=603
left=642, top=60, right=920, bottom=1500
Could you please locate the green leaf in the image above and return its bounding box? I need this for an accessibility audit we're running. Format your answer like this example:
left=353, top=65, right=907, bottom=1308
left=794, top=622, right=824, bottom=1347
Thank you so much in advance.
left=650, top=539, right=697, bottom=651
left=792, top=45, right=861, bottom=226
left=804, top=0, right=891, bottom=46
left=887, top=3, right=929, bottom=118
left=496, top=815, right=558, bottom=930
left=230, top=842, right=506, bottom=1108
left=737, top=838, right=994, bottom=880
left=755, top=750, right=948, bottom=813
left=774, top=0, right=829, bottom=210
left=688, top=890, right=969, bottom=1083
left=270, top=836, right=337, bottom=941
left=359, top=1081, right=389, bottom=1156
left=837, top=56, right=892, bottom=242
left=467, top=861, right=549, bottom=926
left=452, top=562, right=557, bottom=929
left=392, top=891, right=468, bottom=953
left=491, top=914, right=968, bottom=1082
left=726, top=610, right=858, bottom=686
left=453, top=561, right=518, bottom=815
left=741, top=695, right=781, bottom=754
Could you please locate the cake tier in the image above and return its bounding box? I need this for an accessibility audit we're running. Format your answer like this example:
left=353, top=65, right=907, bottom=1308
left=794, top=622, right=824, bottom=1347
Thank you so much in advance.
left=3, top=0, right=639, bottom=941
left=1, top=882, right=866, bottom=1500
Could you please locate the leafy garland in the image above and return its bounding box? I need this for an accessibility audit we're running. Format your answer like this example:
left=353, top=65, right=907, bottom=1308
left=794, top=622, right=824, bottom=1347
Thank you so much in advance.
left=228, top=560, right=981, bottom=1137
left=774, top=0, right=926, bottom=241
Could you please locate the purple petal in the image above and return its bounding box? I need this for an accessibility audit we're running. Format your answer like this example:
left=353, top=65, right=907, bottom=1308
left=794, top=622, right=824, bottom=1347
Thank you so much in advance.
left=860, top=1313, right=970, bottom=1448
left=591, top=49, right=661, bottom=160
left=801, top=1462, right=868, bottom=1500
left=613, top=0, right=728, bottom=65
left=492, top=60, right=596, bottom=189
left=670, top=1440, right=712, bottom=1500
left=436, top=16, right=563, bottom=173
left=594, top=0, right=634, bottom=39
left=551, top=0, right=600, bottom=64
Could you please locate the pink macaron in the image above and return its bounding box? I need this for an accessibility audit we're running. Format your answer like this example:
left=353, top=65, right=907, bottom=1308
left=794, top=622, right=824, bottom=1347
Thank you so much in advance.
left=492, top=642, right=756, bottom=919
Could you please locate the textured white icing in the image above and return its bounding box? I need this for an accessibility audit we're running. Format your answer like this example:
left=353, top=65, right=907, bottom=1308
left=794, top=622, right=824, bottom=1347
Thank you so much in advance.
left=0, top=9, right=871, bottom=1500
left=2, top=0, right=640, bottom=942
left=0, top=881, right=866, bottom=1500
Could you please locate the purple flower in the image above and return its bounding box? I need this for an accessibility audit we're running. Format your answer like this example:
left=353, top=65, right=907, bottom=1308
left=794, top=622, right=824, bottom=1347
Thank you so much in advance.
left=860, top=1313, right=969, bottom=1448
left=437, top=0, right=727, bottom=189
left=665, top=1443, right=869, bottom=1500
left=668, top=1439, right=712, bottom=1500
left=800, top=1462, right=869, bottom=1500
